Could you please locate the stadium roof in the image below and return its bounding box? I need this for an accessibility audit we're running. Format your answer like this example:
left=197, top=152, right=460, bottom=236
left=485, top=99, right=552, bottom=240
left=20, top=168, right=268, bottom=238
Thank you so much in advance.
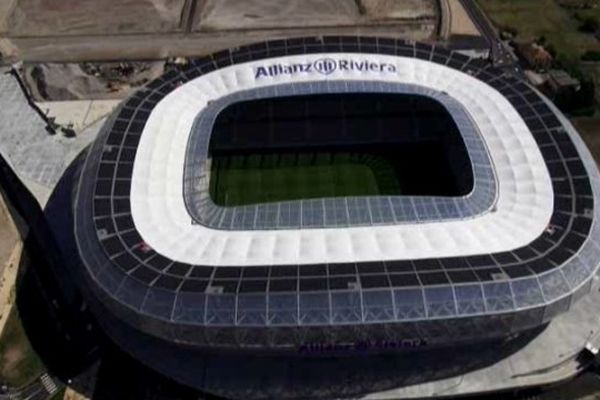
left=74, top=37, right=600, bottom=350
left=184, top=82, right=493, bottom=229
left=131, top=52, right=552, bottom=266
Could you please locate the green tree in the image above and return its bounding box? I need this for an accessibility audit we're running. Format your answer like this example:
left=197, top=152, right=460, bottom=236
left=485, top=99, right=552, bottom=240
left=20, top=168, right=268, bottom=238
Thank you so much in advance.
left=581, top=50, right=600, bottom=61
left=553, top=69, right=596, bottom=115
left=579, top=16, right=599, bottom=33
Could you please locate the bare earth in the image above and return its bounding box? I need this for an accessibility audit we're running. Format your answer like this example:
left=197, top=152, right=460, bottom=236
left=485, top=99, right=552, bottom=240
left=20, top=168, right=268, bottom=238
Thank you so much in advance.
left=196, top=0, right=436, bottom=30
left=0, top=0, right=16, bottom=34
left=448, top=0, right=480, bottom=36
left=0, top=193, right=27, bottom=386
left=361, top=0, right=436, bottom=19
left=6, top=0, right=186, bottom=36
left=3, top=346, right=23, bottom=372
left=4, top=0, right=438, bottom=35
left=196, top=0, right=361, bottom=30
left=0, top=195, right=18, bottom=270
left=24, top=62, right=165, bottom=100
left=0, top=0, right=438, bottom=63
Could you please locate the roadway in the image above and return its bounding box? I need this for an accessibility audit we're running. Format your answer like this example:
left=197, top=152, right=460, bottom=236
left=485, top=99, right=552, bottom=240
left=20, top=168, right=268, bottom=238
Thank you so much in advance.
left=458, top=0, right=525, bottom=77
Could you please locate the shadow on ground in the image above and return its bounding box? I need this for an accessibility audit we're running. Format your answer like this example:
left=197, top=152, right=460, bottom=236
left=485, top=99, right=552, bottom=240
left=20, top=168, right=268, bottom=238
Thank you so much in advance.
left=0, top=151, right=213, bottom=399
left=93, top=343, right=214, bottom=400
left=0, top=152, right=100, bottom=393
left=0, top=151, right=556, bottom=400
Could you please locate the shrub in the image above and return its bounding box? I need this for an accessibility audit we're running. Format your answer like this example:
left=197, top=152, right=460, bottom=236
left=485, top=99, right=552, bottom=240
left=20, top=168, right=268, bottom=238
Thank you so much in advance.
left=581, top=50, right=600, bottom=61
left=579, top=16, right=599, bottom=33
left=553, top=68, right=596, bottom=115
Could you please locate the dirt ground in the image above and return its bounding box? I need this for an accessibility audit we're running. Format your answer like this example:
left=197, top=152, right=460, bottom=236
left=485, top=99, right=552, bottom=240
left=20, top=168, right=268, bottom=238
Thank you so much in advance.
left=24, top=62, right=165, bottom=101
left=0, top=0, right=439, bottom=64
left=0, top=195, right=18, bottom=274
left=196, top=0, right=361, bottom=30
left=448, top=0, right=480, bottom=36
left=0, top=307, right=44, bottom=387
left=0, top=194, right=32, bottom=387
left=0, top=0, right=15, bottom=34
left=196, top=0, right=437, bottom=30
left=3, top=0, right=438, bottom=35
left=361, top=0, right=436, bottom=19
left=6, top=0, right=186, bottom=36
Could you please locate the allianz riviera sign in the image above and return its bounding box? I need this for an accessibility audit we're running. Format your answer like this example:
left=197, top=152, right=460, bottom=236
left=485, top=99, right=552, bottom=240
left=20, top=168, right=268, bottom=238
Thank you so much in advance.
left=254, top=57, right=398, bottom=79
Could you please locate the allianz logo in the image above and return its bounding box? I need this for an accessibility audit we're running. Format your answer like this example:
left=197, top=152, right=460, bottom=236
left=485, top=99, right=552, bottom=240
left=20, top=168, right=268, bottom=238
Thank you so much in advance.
left=254, top=57, right=397, bottom=79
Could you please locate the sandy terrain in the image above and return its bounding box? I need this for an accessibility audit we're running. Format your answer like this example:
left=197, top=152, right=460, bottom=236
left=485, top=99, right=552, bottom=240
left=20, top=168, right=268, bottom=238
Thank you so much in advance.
left=0, top=0, right=439, bottom=64
left=0, top=0, right=16, bottom=34
left=2, top=0, right=439, bottom=36
left=6, top=0, right=186, bottom=36
left=0, top=39, right=17, bottom=61
left=196, top=0, right=437, bottom=30
left=8, top=23, right=436, bottom=64
left=0, top=192, right=23, bottom=376
left=0, top=195, right=18, bottom=268
left=448, top=0, right=480, bottom=36
left=361, top=0, right=437, bottom=19
left=197, top=0, right=360, bottom=30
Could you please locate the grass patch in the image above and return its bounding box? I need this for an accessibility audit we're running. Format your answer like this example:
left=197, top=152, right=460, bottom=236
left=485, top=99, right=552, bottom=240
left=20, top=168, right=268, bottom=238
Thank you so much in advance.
left=571, top=6, right=600, bottom=24
left=580, top=62, right=600, bottom=103
left=476, top=0, right=600, bottom=62
left=0, top=306, right=44, bottom=387
left=571, top=116, right=600, bottom=167
left=210, top=152, right=401, bottom=206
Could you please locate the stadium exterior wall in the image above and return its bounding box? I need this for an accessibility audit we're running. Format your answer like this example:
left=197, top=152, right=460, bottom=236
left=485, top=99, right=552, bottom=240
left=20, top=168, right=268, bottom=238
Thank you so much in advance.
left=74, top=37, right=600, bottom=354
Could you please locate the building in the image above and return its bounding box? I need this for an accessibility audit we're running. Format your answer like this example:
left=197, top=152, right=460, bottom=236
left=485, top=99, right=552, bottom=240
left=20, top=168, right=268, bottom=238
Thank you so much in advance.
left=73, top=37, right=600, bottom=394
left=446, top=34, right=491, bottom=59
left=547, top=69, right=581, bottom=94
left=524, top=69, right=548, bottom=87
left=516, top=42, right=553, bottom=70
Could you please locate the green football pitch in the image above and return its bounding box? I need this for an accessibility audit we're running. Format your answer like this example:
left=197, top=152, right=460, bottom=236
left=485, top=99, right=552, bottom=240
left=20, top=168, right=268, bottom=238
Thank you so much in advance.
left=209, top=152, right=402, bottom=206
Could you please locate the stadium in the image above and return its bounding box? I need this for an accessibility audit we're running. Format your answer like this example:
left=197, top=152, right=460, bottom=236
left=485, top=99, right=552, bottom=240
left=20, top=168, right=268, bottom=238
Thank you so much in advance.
left=73, top=36, right=600, bottom=380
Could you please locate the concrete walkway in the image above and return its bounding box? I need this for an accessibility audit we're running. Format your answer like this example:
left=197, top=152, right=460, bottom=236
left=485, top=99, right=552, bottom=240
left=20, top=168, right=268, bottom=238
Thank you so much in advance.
left=365, top=280, right=600, bottom=398
left=0, top=73, right=104, bottom=206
